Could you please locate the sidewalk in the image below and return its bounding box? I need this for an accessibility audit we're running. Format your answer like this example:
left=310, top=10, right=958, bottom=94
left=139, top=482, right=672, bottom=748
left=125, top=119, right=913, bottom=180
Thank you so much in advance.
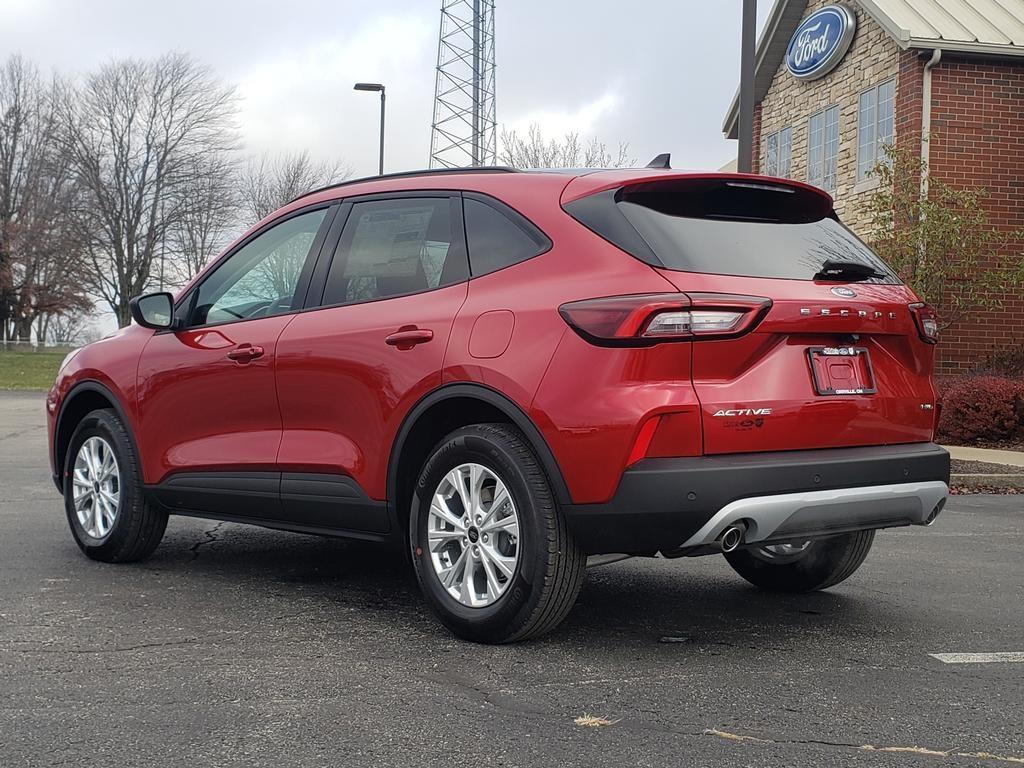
left=944, top=445, right=1024, bottom=468
left=945, top=444, right=1024, bottom=493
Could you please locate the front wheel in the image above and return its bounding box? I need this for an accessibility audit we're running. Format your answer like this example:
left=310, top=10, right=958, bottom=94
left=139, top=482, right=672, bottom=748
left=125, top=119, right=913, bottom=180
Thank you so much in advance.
left=64, top=408, right=168, bottom=563
left=409, top=424, right=585, bottom=643
left=724, top=530, right=875, bottom=592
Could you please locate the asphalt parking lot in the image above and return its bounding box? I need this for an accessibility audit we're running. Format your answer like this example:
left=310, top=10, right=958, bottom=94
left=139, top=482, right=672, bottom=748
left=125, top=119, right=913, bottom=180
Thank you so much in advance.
left=1, top=390, right=1022, bottom=767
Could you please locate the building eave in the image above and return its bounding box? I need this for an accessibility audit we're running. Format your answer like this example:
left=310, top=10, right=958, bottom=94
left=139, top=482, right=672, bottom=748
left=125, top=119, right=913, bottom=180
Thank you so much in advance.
left=905, top=37, right=1024, bottom=57
left=723, top=0, right=809, bottom=139
left=854, top=0, right=913, bottom=44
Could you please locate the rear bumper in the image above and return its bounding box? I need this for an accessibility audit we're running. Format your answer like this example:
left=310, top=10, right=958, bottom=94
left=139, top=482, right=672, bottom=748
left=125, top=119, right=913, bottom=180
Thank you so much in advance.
left=564, top=442, right=951, bottom=554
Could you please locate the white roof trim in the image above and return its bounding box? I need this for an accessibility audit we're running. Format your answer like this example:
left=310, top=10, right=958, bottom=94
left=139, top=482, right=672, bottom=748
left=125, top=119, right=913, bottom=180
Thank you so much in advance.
left=858, top=0, right=1024, bottom=48
left=905, top=36, right=1024, bottom=54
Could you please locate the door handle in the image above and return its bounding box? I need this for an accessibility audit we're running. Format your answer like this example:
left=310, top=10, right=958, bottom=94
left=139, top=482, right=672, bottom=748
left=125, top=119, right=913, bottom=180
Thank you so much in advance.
left=385, top=327, right=434, bottom=350
left=227, top=343, right=265, bottom=362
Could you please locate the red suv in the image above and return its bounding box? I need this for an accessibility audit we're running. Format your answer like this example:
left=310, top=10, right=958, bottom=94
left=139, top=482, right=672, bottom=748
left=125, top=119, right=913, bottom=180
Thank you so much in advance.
left=47, top=166, right=950, bottom=643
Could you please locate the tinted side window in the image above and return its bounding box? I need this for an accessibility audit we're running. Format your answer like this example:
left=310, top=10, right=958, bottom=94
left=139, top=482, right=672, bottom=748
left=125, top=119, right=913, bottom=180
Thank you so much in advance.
left=321, top=197, right=466, bottom=306
left=463, top=198, right=548, bottom=277
left=189, top=208, right=327, bottom=327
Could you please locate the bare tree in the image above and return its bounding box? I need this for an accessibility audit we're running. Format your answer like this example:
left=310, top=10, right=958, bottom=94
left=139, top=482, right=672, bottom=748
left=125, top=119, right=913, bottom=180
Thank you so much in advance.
left=0, top=55, right=90, bottom=341
left=866, top=144, right=1024, bottom=329
left=499, top=124, right=633, bottom=169
left=221, top=151, right=349, bottom=303
left=168, top=151, right=349, bottom=285
left=37, top=310, right=92, bottom=346
left=58, top=52, right=238, bottom=326
left=238, top=150, right=349, bottom=223
left=166, top=153, right=238, bottom=283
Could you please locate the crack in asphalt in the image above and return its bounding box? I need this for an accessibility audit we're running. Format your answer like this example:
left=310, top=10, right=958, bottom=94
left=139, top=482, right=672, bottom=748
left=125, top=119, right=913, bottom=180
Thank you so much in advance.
left=706, top=728, right=862, bottom=749
left=705, top=728, right=1024, bottom=764
left=1, top=639, right=202, bottom=654
left=189, top=522, right=225, bottom=560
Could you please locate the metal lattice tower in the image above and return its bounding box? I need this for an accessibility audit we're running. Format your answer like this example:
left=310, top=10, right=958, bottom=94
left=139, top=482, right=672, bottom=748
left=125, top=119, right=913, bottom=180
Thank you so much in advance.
left=429, top=0, right=496, bottom=168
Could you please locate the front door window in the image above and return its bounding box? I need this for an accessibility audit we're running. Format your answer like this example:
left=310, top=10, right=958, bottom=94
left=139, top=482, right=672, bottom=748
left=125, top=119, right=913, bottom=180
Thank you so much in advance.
left=189, top=208, right=328, bottom=327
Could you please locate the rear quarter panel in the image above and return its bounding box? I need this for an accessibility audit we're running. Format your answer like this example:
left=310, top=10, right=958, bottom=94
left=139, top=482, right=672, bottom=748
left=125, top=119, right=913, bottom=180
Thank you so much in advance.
left=444, top=182, right=691, bottom=505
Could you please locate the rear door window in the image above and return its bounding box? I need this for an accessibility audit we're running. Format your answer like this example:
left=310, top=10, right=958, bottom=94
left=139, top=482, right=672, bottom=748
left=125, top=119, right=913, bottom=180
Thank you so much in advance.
left=321, top=197, right=467, bottom=306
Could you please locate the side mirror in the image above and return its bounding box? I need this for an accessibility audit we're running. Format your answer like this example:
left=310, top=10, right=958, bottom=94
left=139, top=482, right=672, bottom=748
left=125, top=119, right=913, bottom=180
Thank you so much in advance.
left=129, top=292, right=175, bottom=330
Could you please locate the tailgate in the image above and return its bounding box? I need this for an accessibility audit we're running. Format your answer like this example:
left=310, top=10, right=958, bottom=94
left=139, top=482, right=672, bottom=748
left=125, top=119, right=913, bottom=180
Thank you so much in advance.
left=656, top=274, right=938, bottom=454
left=562, top=173, right=940, bottom=455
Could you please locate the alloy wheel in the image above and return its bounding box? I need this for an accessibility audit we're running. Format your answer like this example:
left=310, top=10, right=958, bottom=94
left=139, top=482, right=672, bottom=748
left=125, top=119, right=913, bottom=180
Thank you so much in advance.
left=72, top=436, right=121, bottom=539
left=427, top=463, right=520, bottom=608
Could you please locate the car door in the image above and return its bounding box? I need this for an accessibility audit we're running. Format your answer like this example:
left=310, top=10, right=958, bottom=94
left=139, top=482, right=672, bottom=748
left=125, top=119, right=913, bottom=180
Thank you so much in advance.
left=274, top=193, right=469, bottom=533
left=137, top=205, right=335, bottom=518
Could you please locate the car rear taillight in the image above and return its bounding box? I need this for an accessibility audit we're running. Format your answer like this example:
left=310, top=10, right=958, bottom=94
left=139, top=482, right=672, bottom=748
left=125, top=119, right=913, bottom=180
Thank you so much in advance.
left=909, top=303, right=940, bottom=344
left=559, top=292, right=771, bottom=346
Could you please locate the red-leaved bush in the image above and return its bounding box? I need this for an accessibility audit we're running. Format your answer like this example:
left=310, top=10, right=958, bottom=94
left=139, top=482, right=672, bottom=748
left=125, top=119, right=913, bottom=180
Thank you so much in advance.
left=937, top=375, right=1024, bottom=444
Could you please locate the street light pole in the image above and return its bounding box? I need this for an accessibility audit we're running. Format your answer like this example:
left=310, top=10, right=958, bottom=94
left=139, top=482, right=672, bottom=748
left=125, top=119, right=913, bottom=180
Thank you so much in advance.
left=738, top=0, right=757, bottom=173
left=378, top=88, right=385, bottom=176
left=354, top=82, right=386, bottom=175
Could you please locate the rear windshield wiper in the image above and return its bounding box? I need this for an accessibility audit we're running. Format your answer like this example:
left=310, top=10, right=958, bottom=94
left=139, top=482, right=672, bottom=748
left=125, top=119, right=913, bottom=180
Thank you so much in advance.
left=813, top=259, right=886, bottom=282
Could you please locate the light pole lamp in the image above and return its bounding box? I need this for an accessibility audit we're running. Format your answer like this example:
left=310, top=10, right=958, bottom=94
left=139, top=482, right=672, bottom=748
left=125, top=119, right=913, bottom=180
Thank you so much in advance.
left=354, top=82, right=386, bottom=175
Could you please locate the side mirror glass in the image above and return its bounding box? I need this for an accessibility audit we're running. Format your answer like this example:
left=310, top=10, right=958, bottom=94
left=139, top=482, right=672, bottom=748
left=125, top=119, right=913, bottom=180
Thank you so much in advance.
left=129, top=292, right=175, bottom=330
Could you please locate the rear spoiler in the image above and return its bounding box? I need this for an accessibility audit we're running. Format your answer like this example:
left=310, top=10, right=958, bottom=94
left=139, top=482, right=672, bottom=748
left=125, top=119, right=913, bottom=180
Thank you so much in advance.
left=560, top=170, right=833, bottom=206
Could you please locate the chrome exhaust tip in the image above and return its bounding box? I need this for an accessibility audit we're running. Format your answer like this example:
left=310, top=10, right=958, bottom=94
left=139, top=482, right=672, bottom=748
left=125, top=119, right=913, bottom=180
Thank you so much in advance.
left=720, top=524, right=745, bottom=553
left=923, top=498, right=946, bottom=526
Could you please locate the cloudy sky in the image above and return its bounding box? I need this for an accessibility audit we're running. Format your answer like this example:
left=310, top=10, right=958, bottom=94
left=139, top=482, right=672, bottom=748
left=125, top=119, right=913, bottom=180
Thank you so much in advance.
left=0, top=0, right=773, bottom=177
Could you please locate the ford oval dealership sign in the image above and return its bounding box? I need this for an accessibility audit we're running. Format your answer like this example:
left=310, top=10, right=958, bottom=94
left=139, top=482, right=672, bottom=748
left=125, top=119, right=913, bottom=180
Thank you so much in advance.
left=786, top=5, right=857, bottom=81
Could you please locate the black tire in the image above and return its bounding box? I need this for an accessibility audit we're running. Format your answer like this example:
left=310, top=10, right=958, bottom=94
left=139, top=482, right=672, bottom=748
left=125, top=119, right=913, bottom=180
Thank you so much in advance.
left=724, top=530, right=875, bottom=593
left=63, top=408, right=168, bottom=563
left=409, top=423, right=585, bottom=643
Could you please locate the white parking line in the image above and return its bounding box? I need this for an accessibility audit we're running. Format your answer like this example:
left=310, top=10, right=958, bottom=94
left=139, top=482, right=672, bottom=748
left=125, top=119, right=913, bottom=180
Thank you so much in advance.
left=929, top=652, right=1024, bottom=664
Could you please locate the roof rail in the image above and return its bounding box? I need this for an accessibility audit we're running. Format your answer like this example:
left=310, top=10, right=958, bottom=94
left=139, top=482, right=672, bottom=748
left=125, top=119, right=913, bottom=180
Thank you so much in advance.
left=289, top=166, right=521, bottom=204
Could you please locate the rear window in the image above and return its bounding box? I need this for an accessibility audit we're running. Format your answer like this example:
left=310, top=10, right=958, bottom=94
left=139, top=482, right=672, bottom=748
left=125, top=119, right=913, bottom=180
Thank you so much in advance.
left=568, top=178, right=898, bottom=283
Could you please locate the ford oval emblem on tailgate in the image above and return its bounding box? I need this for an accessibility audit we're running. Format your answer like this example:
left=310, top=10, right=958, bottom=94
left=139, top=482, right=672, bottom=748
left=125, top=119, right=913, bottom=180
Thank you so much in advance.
left=831, top=286, right=857, bottom=298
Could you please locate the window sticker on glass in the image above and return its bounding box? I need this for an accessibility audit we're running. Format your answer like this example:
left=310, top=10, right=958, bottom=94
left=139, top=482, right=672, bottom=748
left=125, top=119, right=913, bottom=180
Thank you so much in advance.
left=344, top=206, right=436, bottom=278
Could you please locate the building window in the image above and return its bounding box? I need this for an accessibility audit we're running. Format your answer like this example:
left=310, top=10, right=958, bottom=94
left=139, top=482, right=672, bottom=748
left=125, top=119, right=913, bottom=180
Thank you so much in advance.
left=807, top=105, right=839, bottom=193
left=763, top=127, right=792, bottom=177
left=858, top=79, right=895, bottom=180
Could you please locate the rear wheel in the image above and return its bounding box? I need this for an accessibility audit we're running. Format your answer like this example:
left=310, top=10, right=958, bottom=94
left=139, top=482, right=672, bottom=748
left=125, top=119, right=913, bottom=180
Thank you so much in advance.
left=64, top=408, right=168, bottom=563
left=409, top=423, right=585, bottom=643
left=724, top=530, right=875, bottom=592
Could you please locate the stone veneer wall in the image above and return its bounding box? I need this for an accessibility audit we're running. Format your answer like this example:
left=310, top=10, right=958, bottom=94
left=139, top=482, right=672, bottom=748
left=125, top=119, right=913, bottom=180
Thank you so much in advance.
left=755, top=0, right=901, bottom=232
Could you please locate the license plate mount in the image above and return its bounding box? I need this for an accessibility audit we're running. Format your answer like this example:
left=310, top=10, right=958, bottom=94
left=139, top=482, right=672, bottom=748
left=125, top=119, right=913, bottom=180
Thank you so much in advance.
left=808, top=346, right=877, bottom=396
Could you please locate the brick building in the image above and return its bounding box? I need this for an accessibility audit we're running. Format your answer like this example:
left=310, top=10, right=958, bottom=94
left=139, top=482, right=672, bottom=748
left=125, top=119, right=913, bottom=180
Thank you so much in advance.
left=723, top=0, right=1024, bottom=372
